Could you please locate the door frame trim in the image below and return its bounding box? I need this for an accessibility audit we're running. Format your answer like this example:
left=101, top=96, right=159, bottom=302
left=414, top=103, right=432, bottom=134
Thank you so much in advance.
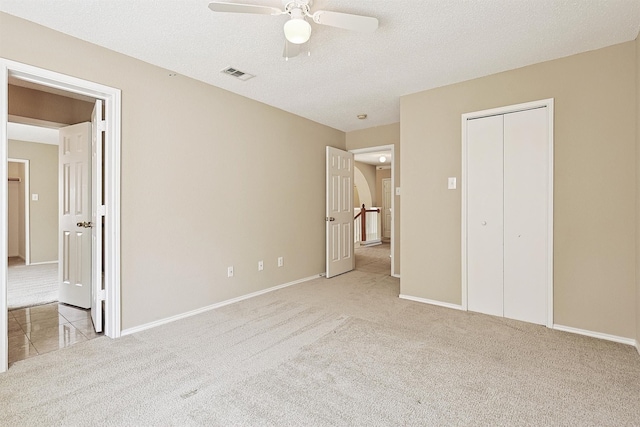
left=349, top=144, right=396, bottom=277
left=381, top=177, right=392, bottom=240
left=461, top=98, right=554, bottom=327
left=0, top=59, right=122, bottom=373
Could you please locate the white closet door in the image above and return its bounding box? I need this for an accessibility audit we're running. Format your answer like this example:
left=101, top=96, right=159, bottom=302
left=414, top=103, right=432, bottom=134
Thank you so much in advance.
left=466, top=115, right=504, bottom=317
left=503, top=108, right=548, bottom=325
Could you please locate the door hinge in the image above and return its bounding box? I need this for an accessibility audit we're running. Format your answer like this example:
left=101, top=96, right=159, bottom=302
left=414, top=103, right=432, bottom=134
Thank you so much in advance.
left=99, top=205, right=106, bottom=216
left=98, top=120, right=106, bottom=132
left=98, top=289, right=106, bottom=301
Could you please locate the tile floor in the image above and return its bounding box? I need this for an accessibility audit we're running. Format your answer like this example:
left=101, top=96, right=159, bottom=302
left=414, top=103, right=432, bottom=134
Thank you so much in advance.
left=8, top=302, right=102, bottom=365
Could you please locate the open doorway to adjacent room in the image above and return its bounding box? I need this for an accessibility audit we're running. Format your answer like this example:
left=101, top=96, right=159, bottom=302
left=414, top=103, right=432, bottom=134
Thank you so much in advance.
left=6, top=82, right=102, bottom=365
left=351, top=146, right=394, bottom=276
left=1, top=60, right=122, bottom=373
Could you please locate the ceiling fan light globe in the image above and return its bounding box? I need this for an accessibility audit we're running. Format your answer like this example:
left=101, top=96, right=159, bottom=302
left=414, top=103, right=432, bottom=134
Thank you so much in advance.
left=284, top=18, right=312, bottom=44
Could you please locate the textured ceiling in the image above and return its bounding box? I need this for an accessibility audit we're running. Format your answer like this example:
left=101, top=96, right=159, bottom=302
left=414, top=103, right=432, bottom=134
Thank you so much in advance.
left=1, top=0, right=639, bottom=132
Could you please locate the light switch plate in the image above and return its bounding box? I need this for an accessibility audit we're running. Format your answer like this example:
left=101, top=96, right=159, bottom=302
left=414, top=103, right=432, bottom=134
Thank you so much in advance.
left=31, top=194, right=39, bottom=201
left=448, top=177, right=457, bottom=190
left=395, top=187, right=401, bottom=196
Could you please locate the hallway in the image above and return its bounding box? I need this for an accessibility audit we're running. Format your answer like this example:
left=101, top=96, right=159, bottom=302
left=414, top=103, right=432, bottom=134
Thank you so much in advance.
left=355, top=242, right=391, bottom=275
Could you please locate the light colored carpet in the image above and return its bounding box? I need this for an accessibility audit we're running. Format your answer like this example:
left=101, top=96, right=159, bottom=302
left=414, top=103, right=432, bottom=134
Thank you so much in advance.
left=355, top=242, right=391, bottom=275
left=1, top=251, right=639, bottom=426
left=7, top=257, right=58, bottom=310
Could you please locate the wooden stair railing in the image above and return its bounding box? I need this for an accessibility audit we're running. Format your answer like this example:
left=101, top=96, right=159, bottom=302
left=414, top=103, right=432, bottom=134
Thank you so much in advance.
left=354, top=204, right=380, bottom=243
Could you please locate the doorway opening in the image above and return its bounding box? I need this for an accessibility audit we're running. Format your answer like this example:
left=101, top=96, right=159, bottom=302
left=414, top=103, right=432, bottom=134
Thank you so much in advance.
left=350, top=145, right=395, bottom=277
left=1, top=59, right=122, bottom=373
left=8, top=120, right=100, bottom=365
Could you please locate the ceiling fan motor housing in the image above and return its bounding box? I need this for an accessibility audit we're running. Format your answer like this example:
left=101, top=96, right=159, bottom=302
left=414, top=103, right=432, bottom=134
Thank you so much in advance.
left=284, top=0, right=312, bottom=17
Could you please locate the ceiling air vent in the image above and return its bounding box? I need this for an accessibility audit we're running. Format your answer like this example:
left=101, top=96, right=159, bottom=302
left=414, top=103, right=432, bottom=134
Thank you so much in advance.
left=221, top=67, right=255, bottom=81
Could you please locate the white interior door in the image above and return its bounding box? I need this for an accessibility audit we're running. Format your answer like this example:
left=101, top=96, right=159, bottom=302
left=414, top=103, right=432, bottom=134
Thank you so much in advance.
left=59, top=122, right=92, bottom=309
left=503, top=108, right=548, bottom=325
left=326, top=146, right=354, bottom=278
left=466, top=114, right=504, bottom=317
left=382, top=178, right=391, bottom=239
left=91, top=100, right=104, bottom=333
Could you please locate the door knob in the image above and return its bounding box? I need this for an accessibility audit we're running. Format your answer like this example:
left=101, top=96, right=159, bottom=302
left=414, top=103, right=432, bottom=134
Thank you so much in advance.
left=326, top=217, right=335, bottom=222
left=481, top=221, right=487, bottom=226
left=77, top=221, right=93, bottom=228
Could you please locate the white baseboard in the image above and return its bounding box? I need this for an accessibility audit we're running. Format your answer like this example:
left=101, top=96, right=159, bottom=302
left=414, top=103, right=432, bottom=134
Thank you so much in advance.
left=399, top=294, right=463, bottom=311
left=553, top=324, right=636, bottom=347
left=121, top=274, right=321, bottom=336
left=27, top=260, right=57, bottom=266
left=635, top=339, right=639, bottom=355
left=392, top=273, right=400, bottom=279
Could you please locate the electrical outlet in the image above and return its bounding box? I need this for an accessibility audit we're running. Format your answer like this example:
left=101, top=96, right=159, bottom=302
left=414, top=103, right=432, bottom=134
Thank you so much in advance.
left=227, top=266, right=234, bottom=277
left=258, top=261, right=264, bottom=271
left=278, top=257, right=284, bottom=267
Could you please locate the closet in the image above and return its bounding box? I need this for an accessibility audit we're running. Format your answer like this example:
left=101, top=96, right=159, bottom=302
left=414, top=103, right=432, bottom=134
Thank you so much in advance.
left=464, top=103, right=552, bottom=326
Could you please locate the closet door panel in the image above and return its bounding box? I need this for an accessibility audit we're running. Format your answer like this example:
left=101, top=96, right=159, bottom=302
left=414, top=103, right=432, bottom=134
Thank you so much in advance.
left=503, top=108, right=548, bottom=325
left=466, top=115, right=504, bottom=317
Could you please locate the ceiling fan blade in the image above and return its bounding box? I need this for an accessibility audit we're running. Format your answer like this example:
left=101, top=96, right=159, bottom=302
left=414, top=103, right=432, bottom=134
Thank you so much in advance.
left=208, top=1, right=283, bottom=15
left=312, top=10, right=378, bottom=32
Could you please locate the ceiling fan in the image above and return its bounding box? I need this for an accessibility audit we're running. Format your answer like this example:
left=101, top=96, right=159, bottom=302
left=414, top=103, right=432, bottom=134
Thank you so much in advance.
left=208, top=1, right=379, bottom=58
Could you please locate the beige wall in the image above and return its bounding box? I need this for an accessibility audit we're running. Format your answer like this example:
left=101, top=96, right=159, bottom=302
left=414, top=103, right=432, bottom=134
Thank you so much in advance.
left=0, top=13, right=345, bottom=330
left=7, top=162, right=21, bottom=257
left=7, top=182, right=19, bottom=256
left=355, top=161, right=376, bottom=207
left=636, top=33, right=640, bottom=348
left=346, top=123, right=400, bottom=275
left=9, top=84, right=94, bottom=125
left=8, top=140, right=58, bottom=263
left=401, top=41, right=637, bottom=339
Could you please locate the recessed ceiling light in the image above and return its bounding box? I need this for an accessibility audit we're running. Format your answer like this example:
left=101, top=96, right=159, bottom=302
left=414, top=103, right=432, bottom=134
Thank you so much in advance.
left=357, top=114, right=367, bottom=120
left=379, top=156, right=387, bottom=163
